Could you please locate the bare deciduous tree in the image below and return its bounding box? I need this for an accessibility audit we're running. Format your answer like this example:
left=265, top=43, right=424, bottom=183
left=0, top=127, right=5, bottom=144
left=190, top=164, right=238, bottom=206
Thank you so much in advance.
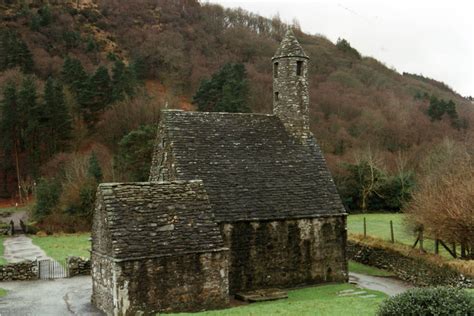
left=405, top=140, right=474, bottom=259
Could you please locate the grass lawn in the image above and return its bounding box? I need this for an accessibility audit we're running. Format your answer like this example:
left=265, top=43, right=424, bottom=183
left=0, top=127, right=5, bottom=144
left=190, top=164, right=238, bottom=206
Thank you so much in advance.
left=348, top=260, right=394, bottom=277
left=31, top=233, right=91, bottom=262
left=0, top=204, right=31, bottom=215
left=0, top=236, right=5, bottom=265
left=348, top=213, right=452, bottom=258
left=171, top=283, right=387, bottom=316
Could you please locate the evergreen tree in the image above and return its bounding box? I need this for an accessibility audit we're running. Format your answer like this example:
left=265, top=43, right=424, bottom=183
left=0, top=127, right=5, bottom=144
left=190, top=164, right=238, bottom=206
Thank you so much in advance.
left=88, top=152, right=103, bottom=182
left=130, top=57, right=147, bottom=83
left=61, top=56, right=88, bottom=94
left=79, top=66, right=112, bottom=127
left=86, top=36, right=97, bottom=52
left=115, top=125, right=156, bottom=181
left=427, top=96, right=459, bottom=126
left=111, top=60, right=136, bottom=102
left=30, top=14, right=41, bottom=31
left=38, top=5, right=52, bottom=27
left=336, top=38, right=361, bottom=59
left=193, top=63, right=250, bottom=113
left=427, top=96, right=444, bottom=121
left=0, top=82, right=19, bottom=157
left=43, top=78, right=72, bottom=156
left=18, top=76, right=41, bottom=176
left=445, top=99, right=458, bottom=120
left=0, top=82, right=23, bottom=200
left=0, top=29, right=34, bottom=73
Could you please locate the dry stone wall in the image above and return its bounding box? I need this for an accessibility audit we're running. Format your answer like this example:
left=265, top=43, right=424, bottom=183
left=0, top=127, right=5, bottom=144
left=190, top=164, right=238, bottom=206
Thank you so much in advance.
left=348, top=240, right=473, bottom=288
left=222, top=215, right=348, bottom=293
left=0, top=260, right=38, bottom=281
left=67, top=256, right=91, bottom=277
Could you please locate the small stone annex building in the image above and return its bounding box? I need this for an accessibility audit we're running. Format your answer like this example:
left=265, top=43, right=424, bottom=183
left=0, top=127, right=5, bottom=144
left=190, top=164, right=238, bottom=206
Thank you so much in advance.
left=92, top=29, right=348, bottom=315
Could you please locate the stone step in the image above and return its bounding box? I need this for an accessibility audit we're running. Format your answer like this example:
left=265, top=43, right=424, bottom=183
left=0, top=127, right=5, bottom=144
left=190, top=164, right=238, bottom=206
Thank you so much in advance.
left=337, top=290, right=367, bottom=297
left=235, top=288, right=288, bottom=302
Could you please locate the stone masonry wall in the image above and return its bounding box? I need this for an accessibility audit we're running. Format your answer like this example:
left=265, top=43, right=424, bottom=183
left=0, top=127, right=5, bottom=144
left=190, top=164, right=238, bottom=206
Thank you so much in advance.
left=273, top=55, right=310, bottom=141
left=67, top=256, right=91, bottom=277
left=221, top=216, right=347, bottom=293
left=91, top=253, right=116, bottom=315
left=92, top=251, right=229, bottom=315
left=0, top=260, right=38, bottom=281
left=348, top=240, right=473, bottom=288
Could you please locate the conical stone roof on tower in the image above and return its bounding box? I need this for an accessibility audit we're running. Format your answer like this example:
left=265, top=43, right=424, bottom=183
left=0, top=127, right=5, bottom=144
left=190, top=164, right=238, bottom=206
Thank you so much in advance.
left=273, top=29, right=309, bottom=60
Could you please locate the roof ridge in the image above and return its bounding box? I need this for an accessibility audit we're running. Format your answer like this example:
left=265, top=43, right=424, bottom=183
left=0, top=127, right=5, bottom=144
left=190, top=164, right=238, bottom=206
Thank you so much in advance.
left=162, top=110, right=275, bottom=117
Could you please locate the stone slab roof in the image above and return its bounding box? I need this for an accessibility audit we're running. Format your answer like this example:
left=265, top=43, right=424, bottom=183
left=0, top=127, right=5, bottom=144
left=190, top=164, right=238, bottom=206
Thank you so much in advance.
left=150, top=110, right=345, bottom=222
left=92, top=180, right=225, bottom=260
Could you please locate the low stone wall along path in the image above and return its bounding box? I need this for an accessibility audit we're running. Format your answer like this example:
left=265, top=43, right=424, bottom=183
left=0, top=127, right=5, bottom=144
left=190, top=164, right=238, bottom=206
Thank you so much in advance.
left=3, top=234, right=67, bottom=279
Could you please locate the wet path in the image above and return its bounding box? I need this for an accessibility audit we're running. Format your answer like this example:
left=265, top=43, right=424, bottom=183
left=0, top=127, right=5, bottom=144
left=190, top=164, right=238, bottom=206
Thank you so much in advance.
left=349, top=272, right=413, bottom=296
left=0, top=276, right=103, bottom=316
left=0, top=273, right=412, bottom=315
left=3, top=235, right=50, bottom=263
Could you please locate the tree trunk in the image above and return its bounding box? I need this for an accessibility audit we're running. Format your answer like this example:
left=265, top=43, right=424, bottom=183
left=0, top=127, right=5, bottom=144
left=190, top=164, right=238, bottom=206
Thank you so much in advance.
left=14, top=141, right=22, bottom=204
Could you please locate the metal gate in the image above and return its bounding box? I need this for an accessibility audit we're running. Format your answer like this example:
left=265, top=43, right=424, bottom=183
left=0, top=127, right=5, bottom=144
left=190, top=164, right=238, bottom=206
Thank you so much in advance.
left=38, top=259, right=69, bottom=279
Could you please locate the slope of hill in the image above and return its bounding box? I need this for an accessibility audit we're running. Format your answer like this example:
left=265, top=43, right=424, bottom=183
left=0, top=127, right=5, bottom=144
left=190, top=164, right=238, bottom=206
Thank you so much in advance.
left=0, top=0, right=472, bottom=219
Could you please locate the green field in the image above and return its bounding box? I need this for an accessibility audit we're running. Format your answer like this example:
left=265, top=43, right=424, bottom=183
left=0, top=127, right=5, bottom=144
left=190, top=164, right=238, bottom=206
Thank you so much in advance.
left=348, top=213, right=452, bottom=258
left=172, top=283, right=387, bottom=316
left=31, top=233, right=91, bottom=262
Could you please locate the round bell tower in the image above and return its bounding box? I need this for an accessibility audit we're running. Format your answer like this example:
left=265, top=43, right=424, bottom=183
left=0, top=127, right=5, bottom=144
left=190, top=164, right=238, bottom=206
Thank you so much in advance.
left=272, top=29, right=310, bottom=142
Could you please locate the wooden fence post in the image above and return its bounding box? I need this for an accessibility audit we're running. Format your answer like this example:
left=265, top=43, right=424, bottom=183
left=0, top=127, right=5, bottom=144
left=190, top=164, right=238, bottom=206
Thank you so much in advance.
left=452, top=243, right=457, bottom=258
left=390, top=220, right=394, bottom=243
left=434, top=239, right=439, bottom=255
left=363, top=217, right=366, bottom=238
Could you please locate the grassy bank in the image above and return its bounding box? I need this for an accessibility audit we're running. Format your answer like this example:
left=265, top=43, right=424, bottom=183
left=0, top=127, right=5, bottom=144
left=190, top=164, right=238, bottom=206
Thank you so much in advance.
left=349, top=260, right=394, bottom=277
left=0, top=288, right=6, bottom=297
left=349, top=234, right=474, bottom=278
left=31, top=233, right=91, bottom=262
left=172, top=283, right=387, bottom=316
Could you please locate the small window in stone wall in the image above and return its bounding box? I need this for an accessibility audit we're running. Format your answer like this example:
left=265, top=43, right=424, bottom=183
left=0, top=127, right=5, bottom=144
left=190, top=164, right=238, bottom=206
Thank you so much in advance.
left=274, top=92, right=279, bottom=101
left=274, top=62, right=279, bottom=78
left=297, top=60, right=303, bottom=76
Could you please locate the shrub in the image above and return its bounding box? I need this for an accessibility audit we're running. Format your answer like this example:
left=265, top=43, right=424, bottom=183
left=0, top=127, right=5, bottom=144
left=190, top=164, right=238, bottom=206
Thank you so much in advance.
left=33, top=179, right=61, bottom=220
left=378, top=287, right=474, bottom=316
left=115, top=124, right=156, bottom=181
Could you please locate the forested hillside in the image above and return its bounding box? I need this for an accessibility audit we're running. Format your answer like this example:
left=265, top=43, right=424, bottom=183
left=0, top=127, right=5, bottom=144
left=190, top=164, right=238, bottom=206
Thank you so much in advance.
left=1, top=0, right=472, bottom=231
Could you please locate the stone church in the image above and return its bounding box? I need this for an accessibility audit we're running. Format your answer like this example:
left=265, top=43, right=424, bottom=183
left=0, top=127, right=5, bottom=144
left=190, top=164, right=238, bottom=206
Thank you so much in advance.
left=92, top=29, right=347, bottom=315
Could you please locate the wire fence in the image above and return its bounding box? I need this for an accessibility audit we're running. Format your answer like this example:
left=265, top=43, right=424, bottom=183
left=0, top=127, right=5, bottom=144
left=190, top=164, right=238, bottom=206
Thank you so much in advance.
left=357, top=216, right=469, bottom=259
